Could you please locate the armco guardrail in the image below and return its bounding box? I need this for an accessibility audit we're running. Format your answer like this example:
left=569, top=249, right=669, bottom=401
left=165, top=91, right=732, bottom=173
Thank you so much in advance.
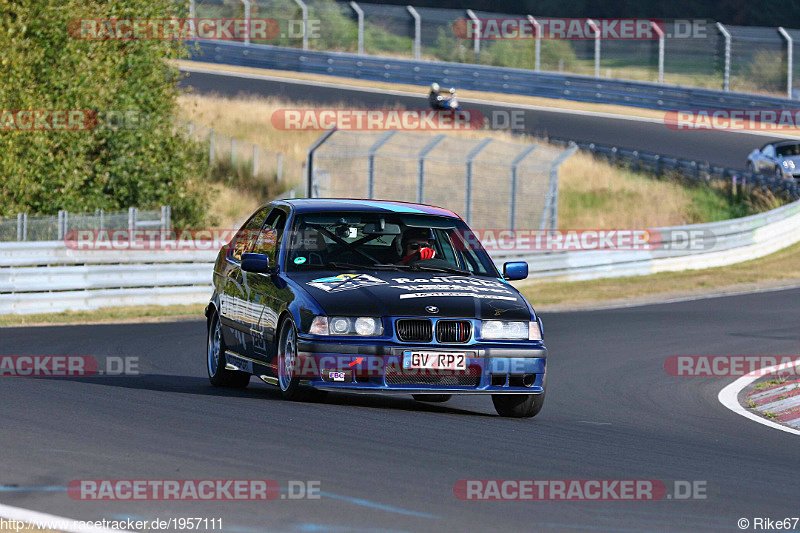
left=0, top=243, right=217, bottom=315
left=189, top=40, right=797, bottom=112
left=491, top=197, right=800, bottom=281
left=3, top=198, right=800, bottom=314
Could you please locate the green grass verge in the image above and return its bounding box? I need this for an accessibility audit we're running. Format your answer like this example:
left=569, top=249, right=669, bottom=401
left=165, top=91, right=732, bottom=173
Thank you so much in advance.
left=0, top=304, right=206, bottom=328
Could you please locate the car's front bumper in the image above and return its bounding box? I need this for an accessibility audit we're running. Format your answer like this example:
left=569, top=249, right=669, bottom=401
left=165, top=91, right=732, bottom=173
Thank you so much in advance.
left=295, top=337, right=546, bottom=395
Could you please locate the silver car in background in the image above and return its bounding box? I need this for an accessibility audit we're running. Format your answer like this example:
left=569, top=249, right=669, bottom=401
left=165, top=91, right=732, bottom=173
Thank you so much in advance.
left=747, top=140, right=800, bottom=180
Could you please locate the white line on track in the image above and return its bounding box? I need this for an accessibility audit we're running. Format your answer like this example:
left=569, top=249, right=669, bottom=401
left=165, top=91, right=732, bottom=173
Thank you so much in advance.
left=0, top=502, right=122, bottom=533
left=179, top=63, right=800, bottom=140
left=718, top=364, right=800, bottom=436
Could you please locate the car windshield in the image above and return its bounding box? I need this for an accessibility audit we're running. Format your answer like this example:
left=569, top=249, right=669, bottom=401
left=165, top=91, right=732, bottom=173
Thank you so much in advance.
left=285, top=211, right=499, bottom=277
left=776, top=144, right=800, bottom=157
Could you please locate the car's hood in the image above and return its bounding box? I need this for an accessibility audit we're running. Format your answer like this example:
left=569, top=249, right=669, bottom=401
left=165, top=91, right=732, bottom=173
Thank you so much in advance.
left=288, top=270, right=533, bottom=320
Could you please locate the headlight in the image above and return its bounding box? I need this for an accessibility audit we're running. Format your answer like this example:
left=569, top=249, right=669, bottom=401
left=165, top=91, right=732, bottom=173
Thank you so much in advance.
left=309, top=316, right=383, bottom=336
left=354, top=317, right=379, bottom=336
left=481, top=320, right=542, bottom=340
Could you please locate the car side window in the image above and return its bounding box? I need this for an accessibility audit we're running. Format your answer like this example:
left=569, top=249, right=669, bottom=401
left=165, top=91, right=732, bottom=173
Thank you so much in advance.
left=763, top=145, right=776, bottom=158
left=252, top=209, right=288, bottom=264
left=229, top=207, right=271, bottom=262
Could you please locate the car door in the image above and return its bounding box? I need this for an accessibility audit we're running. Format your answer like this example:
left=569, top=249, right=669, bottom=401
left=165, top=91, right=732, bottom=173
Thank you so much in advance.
left=760, top=144, right=777, bottom=173
left=244, top=207, right=290, bottom=365
left=219, top=205, right=272, bottom=356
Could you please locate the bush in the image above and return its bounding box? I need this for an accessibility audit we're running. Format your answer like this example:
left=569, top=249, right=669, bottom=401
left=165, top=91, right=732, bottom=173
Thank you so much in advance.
left=0, top=0, right=209, bottom=228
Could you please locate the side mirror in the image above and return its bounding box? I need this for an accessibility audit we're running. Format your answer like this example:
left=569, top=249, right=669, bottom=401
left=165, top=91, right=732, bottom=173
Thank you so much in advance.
left=242, top=253, right=273, bottom=274
left=503, top=261, right=528, bottom=281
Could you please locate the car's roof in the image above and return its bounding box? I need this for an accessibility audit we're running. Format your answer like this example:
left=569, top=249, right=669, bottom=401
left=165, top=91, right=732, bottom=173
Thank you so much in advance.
left=280, top=198, right=460, bottom=218
left=773, top=140, right=800, bottom=146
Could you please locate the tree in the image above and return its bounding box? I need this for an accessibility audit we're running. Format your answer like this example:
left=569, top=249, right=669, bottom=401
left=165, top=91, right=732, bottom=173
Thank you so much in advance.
left=0, top=0, right=208, bottom=227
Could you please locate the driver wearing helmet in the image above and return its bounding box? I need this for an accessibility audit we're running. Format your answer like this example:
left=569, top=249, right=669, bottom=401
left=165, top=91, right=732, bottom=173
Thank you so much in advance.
left=398, top=227, right=436, bottom=265
left=428, top=82, right=442, bottom=109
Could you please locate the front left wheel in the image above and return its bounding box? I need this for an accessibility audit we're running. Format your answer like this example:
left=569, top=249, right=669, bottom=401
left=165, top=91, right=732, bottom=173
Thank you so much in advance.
left=207, top=312, right=250, bottom=389
left=277, top=319, right=326, bottom=402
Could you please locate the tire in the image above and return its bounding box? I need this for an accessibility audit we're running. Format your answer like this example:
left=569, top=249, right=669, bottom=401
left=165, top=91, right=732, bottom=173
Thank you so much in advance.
left=745, top=161, right=754, bottom=173
left=492, top=393, right=545, bottom=418
left=207, top=312, right=250, bottom=389
left=277, top=319, right=326, bottom=402
left=412, top=394, right=452, bottom=403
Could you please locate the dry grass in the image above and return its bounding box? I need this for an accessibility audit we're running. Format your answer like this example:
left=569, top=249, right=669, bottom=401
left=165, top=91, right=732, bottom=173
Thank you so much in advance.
left=179, top=93, right=323, bottom=164
left=178, top=92, right=737, bottom=230
left=557, top=153, right=697, bottom=228
left=208, top=182, right=262, bottom=229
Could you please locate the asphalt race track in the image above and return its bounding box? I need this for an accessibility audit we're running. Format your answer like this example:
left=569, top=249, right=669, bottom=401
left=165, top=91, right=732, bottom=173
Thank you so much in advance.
left=2, top=287, right=799, bottom=531
left=179, top=67, right=788, bottom=170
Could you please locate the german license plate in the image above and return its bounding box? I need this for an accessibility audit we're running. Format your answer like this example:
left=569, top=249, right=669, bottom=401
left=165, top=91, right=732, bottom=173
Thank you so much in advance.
left=402, top=351, right=466, bottom=371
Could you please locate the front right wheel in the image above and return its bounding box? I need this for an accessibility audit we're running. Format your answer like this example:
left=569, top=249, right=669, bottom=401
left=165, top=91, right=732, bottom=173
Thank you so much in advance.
left=492, top=393, right=545, bottom=418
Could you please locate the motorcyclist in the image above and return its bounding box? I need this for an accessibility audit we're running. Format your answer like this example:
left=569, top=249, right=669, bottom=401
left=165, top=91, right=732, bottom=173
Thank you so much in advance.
left=428, top=82, right=442, bottom=109
left=397, top=228, right=436, bottom=265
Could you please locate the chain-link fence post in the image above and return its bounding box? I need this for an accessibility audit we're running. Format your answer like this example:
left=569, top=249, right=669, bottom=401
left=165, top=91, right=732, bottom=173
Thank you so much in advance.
left=160, top=206, right=171, bottom=232
left=306, top=127, right=338, bottom=197
left=717, top=22, right=731, bottom=91
left=466, top=9, right=480, bottom=63
left=240, top=0, right=251, bottom=45
left=587, top=19, right=601, bottom=77
left=277, top=153, right=283, bottom=181
left=407, top=6, right=421, bottom=60
left=57, top=210, right=68, bottom=240
left=350, top=2, right=364, bottom=55
left=417, top=134, right=446, bottom=204
left=367, top=131, right=397, bottom=199
left=128, top=207, right=138, bottom=236
left=779, top=27, right=793, bottom=98
left=544, top=143, right=577, bottom=230
left=209, top=130, right=215, bottom=165
left=293, top=0, right=308, bottom=50
left=527, top=16, right=541, bottom=71
left=231, top=137, right=237, bottom=167
left=16, top=213, right=26, bottom=241
left=465, top=138, right=492, bottom=224
left=509, top=146, right=537, bottom=230
left=652, top=21, right=665, bottom=84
